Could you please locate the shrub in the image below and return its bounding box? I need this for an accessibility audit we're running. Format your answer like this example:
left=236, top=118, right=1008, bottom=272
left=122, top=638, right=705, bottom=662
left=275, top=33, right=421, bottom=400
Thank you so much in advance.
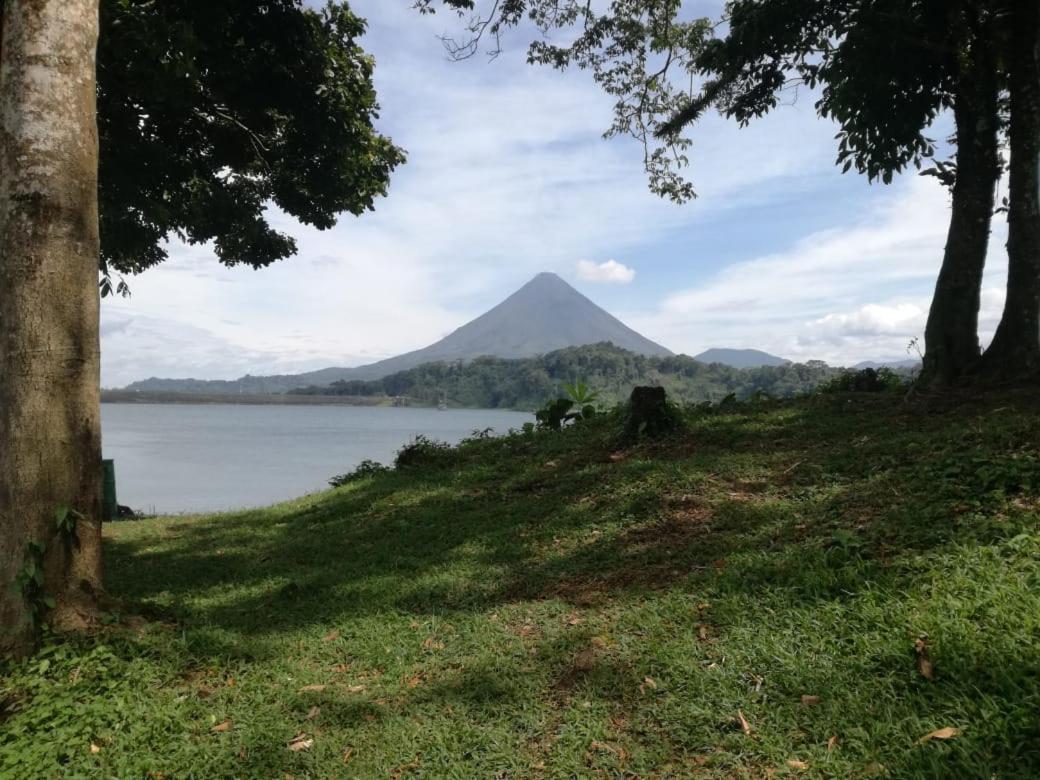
left=328, top=458, right=389, bottom=487
left=619, top=386, right=684, bottom=442
left=818, top=367, right=905, bottom=394
left=394, top=435, right=457, bottom=470
left=535, top=398, right=575, bottom=431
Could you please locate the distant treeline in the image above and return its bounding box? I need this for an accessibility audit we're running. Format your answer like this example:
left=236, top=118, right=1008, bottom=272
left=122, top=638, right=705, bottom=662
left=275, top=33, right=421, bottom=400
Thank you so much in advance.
left=100, top=390, right=385, bottom=406
left=289, top=343, right=879, bottom=410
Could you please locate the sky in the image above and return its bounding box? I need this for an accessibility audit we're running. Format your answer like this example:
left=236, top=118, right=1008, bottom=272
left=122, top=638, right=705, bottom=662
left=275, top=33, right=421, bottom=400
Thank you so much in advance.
left=99, top=0, right=1012, bottom=387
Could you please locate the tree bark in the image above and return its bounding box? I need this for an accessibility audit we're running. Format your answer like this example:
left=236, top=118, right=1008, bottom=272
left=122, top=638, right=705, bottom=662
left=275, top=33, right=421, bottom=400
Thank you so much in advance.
left=919, top=14, right=1000, bottom=387
left=981, top=0, right=1040, bottom=379
left=0, top=0, right=103, bottom=655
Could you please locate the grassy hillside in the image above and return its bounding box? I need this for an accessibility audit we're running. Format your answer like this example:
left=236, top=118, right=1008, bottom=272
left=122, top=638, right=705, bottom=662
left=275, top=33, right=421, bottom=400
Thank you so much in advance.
left=2, top=391, right=1039, bottom=778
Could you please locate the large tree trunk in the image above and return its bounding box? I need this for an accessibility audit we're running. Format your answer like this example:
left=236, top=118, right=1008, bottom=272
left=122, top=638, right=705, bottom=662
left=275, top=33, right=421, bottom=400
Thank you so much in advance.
left=981, top=0, right=1040, bottom=379
left=0, top=0, right=103, bottom=655
left=919, top=15, right=1000, bottom=387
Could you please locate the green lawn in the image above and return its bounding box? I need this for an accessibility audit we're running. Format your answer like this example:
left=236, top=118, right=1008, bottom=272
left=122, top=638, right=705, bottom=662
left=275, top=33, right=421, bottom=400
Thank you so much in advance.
left=3, top=391, right=1039, bottom=778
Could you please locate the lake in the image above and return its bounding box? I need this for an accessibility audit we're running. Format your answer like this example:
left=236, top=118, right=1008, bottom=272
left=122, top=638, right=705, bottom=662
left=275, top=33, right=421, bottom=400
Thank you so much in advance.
left=101, top=404, right=533, bottom=515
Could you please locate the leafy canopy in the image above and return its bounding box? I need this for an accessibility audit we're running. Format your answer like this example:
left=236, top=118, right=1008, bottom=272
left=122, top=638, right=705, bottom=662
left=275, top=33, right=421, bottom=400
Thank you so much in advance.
left=419, top=0, right=712, bottom=201
left=423, top=0, right=969, bottom=194
left=98, top=0, right=404, bottom=287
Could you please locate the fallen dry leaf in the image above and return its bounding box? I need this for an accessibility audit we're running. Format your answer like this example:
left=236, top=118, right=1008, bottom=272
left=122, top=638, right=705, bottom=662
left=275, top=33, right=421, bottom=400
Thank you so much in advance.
left=640, top=676, right=658, bottom=696
left=332, top=663, right=351, bottom=674
left=737, top=710, right=752, bottom=736
left=422, top=637, right=445, bottom=651
left=565, top=613, right=584, bottom=626
left=786, top=759, right=809, bottom=770
left=211, top=720, right=233, bottom=733
left=800, top=695, right=821, bottom=706
left=827, top=735, right=839, bottom=751
left=298, top=684, right=326, bottom=693
left=342, top=747, right=355, bottom=765
left=915, top=637, right=934, bottom=680
left=288, top=734, right=314, bottom=752
left=608, top=452, right=626, bottom=463
left=405, top=674, right=423, bottom=689
left=345, top=684, right=366, bottom=694
left=917, top=727, right=961, bottom=745
left=919, top=653, right=935, bottom=678
left=697, top=624, right=710, bottom=641
left=322, top=630, right=341, bottom=643
left=304, top=706, right=320, bottom=721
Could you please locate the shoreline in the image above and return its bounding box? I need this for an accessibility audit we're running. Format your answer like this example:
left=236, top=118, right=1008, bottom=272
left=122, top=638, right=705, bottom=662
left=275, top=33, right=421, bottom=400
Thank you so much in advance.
left=101, top=390, right=394, bottom=406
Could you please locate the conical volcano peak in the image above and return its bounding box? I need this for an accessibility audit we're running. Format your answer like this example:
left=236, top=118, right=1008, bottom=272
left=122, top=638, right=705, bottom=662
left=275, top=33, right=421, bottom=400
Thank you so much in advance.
left=424, top=271, right=669, bottom=361
left=528, top=271, right=567, bottom=285
left=516, top=271, right=573, bottom=294
left=123, top=272, right=671, bottom=393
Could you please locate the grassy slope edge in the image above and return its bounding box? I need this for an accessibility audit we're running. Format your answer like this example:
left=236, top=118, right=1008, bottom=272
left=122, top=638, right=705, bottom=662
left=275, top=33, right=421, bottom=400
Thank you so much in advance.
left=2, top=392, right=1039, bottom=778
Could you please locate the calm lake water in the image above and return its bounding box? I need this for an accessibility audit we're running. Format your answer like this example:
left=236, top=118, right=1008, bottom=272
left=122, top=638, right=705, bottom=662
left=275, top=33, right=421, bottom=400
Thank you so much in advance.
left=101, top=404, right=532, bottom=515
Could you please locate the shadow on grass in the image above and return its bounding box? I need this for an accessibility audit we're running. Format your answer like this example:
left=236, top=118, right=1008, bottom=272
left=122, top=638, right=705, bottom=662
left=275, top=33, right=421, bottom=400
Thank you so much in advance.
left=104, top=392, right=1039, bottom=646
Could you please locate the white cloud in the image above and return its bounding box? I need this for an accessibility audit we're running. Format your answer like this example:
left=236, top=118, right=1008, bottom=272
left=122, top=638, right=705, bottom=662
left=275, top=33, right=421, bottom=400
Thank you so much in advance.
left=810, top=302, right=926, bottom=341
left=628, top=174, right=1011, bottom=364
left=576, top=259, right=636, bottom=284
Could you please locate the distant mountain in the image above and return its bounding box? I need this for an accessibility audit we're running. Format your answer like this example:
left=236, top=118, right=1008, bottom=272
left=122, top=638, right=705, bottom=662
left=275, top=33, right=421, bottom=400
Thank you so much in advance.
left=124, top=272, right=672, bottom=394
left=693, top=348, right=789, bottom=369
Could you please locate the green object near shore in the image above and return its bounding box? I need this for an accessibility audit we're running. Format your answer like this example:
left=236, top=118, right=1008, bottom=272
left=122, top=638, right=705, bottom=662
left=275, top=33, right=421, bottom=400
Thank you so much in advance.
left=102, top=458, right=117, bottom=522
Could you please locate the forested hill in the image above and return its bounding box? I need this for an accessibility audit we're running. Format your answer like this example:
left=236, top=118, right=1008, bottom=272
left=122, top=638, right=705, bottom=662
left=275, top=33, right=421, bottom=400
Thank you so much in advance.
left=289, top=343, right=848, bottom=409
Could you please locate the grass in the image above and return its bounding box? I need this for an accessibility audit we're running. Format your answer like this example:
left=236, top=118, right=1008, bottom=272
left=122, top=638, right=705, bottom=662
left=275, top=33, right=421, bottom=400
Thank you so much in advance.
left=2, top=390, right=1039, bottom=778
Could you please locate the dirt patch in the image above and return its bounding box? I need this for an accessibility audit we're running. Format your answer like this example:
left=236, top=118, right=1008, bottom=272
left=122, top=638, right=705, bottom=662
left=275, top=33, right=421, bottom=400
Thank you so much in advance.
left=624, top=505, right=713, bottom=548
left=524, top=506, right=715, bottom=605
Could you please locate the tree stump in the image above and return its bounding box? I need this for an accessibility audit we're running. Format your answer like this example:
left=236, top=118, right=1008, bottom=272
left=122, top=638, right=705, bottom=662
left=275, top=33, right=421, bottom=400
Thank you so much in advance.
left=622, top=386, right=679, bottom=441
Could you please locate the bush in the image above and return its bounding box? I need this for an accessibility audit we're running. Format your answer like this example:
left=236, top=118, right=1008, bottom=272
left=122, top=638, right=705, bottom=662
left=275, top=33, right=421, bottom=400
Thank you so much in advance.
left=328, top=458, right=389, bottom=487
left=619, top=386, right=684, bottom=442
left=394, top=435, right=457, bottom=470
left=535, top=398, right=575, bottom=431
left=818, top=367, right=905, bottom=394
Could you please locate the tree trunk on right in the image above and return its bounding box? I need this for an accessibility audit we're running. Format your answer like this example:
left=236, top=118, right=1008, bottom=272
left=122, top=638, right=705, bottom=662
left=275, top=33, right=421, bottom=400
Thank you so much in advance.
left=919, top=13, right=999, bottom=387
left=0, top=0, right=104, bottom=655
left=981, top=0, right=1040, bottom=379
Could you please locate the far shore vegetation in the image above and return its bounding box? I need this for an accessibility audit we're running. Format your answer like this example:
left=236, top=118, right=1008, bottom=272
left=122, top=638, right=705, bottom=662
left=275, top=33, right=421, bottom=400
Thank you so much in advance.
left=104, top=343, right=914, bottom=411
